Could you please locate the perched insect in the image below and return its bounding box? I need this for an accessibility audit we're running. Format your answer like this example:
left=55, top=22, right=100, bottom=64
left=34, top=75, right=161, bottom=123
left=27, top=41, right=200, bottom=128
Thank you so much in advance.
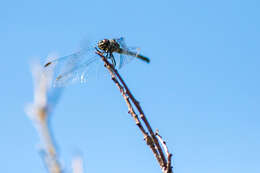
left=44, top=37, right=150, bottom=86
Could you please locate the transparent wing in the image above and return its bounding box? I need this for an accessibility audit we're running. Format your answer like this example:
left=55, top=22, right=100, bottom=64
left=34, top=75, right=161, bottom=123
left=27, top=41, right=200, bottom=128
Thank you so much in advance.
left=115, top=37, right=141, bottom=69
left=54, top=56, right=100, bottom=87
left=116, top=37, right=127, bottom=49
left=44, top=47, right=100, bottom=87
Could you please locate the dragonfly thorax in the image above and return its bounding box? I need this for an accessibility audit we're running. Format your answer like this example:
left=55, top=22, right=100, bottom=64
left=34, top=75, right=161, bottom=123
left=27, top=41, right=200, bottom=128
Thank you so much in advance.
left=98, top=39, right=121, bottom=53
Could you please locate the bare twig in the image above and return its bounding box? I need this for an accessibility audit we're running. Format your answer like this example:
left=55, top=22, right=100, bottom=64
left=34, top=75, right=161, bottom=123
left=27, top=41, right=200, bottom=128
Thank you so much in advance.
left=96, top=50, right=172, bottom=172
left=103, top=58, right=162, bottom=165
left=38, top=108, right=62, bottom=173
left=112, top=67, right=167, bottom=167
left=156, top=130, right=173, bottom=173
left=26, top=62, right=62, bottom=173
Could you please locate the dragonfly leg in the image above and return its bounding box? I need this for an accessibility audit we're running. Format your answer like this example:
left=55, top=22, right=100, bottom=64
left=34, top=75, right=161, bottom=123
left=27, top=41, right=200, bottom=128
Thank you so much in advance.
left=105, top=53, right=109, bottom=59
left=110, top=53, right=116, bottom=68
left=104, top=52, right=116, bottom=68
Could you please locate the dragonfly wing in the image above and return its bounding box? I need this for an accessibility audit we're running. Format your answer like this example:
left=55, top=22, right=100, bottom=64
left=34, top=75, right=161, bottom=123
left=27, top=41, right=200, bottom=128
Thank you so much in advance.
left=115, top=37, right=127, bottom=49
left=114, top=37, right=127, bottom=68
left=44, top=47, right=99, bottom=87
left=114, top=37, right=141, bottom=69
left=44, top=49, right=88, bottom=67
left=53, top=55, right=99, bottom=87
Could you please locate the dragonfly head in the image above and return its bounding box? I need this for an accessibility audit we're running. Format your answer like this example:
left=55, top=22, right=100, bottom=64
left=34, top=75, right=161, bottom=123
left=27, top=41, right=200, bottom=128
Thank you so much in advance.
left=98, top=39, right=110, bottom=52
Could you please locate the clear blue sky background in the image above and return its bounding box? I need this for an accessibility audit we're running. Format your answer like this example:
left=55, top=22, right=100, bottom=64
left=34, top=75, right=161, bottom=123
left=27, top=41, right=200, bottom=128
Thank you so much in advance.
left=1, top=0, right=259, bottom=173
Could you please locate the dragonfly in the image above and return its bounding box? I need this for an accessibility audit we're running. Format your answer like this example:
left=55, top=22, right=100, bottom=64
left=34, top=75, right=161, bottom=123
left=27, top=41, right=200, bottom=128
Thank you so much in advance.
left=44, top=37, right=150, bottom=87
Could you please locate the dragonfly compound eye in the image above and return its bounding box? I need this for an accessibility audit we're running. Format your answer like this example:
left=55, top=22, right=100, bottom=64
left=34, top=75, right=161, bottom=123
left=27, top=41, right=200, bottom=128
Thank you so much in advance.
left=98, top=39, right=110, bottom=52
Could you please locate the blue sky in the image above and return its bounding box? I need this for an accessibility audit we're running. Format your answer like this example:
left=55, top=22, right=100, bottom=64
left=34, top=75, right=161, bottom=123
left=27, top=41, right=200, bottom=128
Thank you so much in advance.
left=1, top=0, right=260, bottom=173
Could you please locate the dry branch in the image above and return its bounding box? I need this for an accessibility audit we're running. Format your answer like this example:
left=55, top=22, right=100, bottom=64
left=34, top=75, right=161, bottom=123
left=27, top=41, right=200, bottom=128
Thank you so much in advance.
left=96, top=50, right=173, bottom=173
left=26, top=62, right=62, bottom=173
left=156, top=130, right=173, bottom=173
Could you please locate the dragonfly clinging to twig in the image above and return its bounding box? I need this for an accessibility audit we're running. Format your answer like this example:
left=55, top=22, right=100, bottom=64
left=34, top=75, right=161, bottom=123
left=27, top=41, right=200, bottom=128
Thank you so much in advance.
left=44, top=37, right=150, bottom=86
left=96, top=38, right=150, bottom=66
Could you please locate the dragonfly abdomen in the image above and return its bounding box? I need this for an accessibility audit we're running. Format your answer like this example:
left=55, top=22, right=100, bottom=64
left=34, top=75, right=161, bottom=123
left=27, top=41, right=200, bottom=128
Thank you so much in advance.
left=119, top=49, right=150, bottom=63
